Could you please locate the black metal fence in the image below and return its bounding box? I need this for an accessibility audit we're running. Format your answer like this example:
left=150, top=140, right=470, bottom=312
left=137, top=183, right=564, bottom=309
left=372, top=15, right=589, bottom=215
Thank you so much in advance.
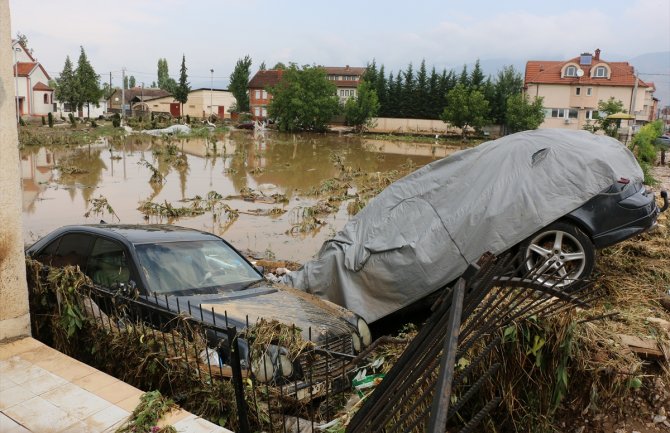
left=27, top=251, right=597, bottom=433
left=346, top=252, right=599, bottom=433
left=27, top=260, right=362, bottom=432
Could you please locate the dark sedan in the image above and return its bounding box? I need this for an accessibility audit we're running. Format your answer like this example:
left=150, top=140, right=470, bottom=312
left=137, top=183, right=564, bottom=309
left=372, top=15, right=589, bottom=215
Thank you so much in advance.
left=26, top=224, right=372, bottom=386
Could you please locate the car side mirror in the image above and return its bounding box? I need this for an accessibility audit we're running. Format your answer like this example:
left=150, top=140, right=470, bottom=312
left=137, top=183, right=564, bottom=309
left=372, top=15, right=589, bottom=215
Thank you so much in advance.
left=114, top=280, right=136, bottom=296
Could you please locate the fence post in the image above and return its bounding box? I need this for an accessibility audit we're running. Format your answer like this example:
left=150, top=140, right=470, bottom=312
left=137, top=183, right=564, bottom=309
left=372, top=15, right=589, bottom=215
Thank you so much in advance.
left=427, top=277, right=466, bottom=433
left=227, top=326, right=251, bottom=433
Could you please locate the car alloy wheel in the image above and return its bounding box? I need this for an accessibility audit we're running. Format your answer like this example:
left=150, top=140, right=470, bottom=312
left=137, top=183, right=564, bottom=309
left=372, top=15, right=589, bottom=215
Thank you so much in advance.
left=521, top=221, right=595, bottom=288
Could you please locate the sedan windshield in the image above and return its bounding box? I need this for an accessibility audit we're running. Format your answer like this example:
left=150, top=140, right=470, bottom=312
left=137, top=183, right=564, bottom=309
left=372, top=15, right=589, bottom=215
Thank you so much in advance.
left=135, top=240, right=262, bottom=294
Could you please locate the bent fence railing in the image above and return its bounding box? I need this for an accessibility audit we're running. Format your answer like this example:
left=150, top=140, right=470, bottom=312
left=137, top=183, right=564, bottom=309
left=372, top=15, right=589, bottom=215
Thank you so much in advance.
left=27, top=251, right=597, bottom=433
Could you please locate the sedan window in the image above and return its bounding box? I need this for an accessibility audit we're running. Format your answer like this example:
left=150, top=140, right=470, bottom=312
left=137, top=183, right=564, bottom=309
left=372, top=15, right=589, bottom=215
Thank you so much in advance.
left=43, top=233, right=93, bottom=270
left=135, top=240, right=262, bottom=294
left=87, top=238, right=131, bottom=288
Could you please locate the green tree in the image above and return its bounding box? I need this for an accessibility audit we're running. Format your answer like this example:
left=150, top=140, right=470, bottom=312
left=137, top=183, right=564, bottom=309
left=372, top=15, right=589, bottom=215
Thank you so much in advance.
left=55, top=56, right=78, bottom=113
left=490, top=65, right=524, bottom=128
left=587, top=97, right=626, bottom=137
left=344, top=81, right=380, bottom=132
left=157, top=58, right=176, bottom=93
left=75, top=47, right=102, bottom=117
left=470, top=59, right=485, bottom=90
left=267, top=64, right=339, bottom=132
left=259, top=61, right=267, bottom=71
left=505, top=94, right=545, bottom=133
left=229, top=55, right=252, bottom=112
left=273, top=62, right=286, bottom=70
left=128, top=76, right=136, bottom=88
left=173, top=55, right=191, bottom=117
left=440, top=83, right=489, bottom=139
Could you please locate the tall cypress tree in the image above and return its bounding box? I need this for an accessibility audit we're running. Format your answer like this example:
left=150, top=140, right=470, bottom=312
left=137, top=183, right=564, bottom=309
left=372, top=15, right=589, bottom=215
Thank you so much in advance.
left=376, top=65, right=387, bottom=117
left=458, top=65, right=469, bottom=87
left=157, top=58, right=176, bottom=93
left=470, top=59, right=485, bottom=90
left=229, top=55, right=253, bottom=112
left=75, top=46, right=102, bottom=117
left=415, top=60, right=428, bottom=118
left=55, top=56, right=78, bottom=113
left=401, top=63, right=414, bottom=118
left=427, top=67, right=440, bottom=119
left=173, top=55, right=191, bottom=117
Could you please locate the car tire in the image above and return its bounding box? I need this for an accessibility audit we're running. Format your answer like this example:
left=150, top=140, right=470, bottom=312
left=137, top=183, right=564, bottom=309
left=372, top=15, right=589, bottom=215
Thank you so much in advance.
left=519, top=221, right=595, bottom=288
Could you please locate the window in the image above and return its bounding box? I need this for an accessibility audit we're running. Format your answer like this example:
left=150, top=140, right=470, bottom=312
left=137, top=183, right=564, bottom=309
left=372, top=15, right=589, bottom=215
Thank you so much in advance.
left=586, top=110, right=595, bottom=120
left=43, top=94, right=48, bottom=104
left=575, top=88, right=581, bottom=96
left=340, top=89, right=345, bottom=96
left=87, top=238, right=132, bottom=288
left=586, top=87, right=592, bottom=96
left=568, top=109, right=578, bottom=119
left=565, top=66, right=577, bottom=77
left=254, top=107, right=260, bottom=116
left=39, top=233, right=94, bottom=269
left=254, top=90, right=261, bottom=99
left=261, top=90, right=267, bottom=99
left=261, top=107, right=267, bottom=117
left=550, top=108, right=566, bottom=118
left=351, top=89, right=356, bottom=97
left=594, top=66, right=607, bottom=78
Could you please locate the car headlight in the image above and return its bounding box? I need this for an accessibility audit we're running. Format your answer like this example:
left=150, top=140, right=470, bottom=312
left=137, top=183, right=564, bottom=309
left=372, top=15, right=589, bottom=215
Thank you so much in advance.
left=251, top=353, right=275, bottom=383
left=352, top=332, right=362, bottom=353
left=250, top=346, right=293, bottom=383
left=358, top=318, right=372, bottom=347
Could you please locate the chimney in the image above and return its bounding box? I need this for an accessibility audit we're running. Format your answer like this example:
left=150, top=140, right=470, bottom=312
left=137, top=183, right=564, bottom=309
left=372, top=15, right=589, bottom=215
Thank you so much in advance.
left=345, top=65, right=350, bottom=70
left=594, top=48, right=601, bottom=61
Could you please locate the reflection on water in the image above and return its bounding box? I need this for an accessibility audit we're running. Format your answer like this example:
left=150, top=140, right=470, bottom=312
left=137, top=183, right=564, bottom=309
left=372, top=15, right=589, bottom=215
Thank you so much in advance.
left=21, top=132, right=462, bottom=261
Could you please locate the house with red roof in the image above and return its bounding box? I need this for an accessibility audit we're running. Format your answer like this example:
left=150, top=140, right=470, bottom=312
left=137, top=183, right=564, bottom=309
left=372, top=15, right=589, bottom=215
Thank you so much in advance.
left=248, top=69, right=283, bottom=120
left=524, top=49, right=656, bottom=130
left=324, top=65, right=366, bottom=103
left=11, top=39, right=54, bottom=118
left=247, top=65, right=366, bottom=120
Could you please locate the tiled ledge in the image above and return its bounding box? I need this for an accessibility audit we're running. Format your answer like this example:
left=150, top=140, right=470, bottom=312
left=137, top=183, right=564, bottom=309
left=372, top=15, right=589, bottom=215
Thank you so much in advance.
left=0, top=337, right=233, bottom=433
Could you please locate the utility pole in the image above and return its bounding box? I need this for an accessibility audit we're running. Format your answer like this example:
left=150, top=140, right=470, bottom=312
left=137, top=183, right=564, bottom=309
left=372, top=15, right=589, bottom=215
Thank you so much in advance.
left=210, top=69, right=214, bottom=118
left=630, top=68, right=639, bottom=130
left=121, top=67, right=125, bottom=122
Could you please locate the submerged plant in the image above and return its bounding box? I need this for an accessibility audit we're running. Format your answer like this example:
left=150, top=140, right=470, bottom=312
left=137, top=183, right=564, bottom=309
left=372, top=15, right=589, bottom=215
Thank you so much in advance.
left=84, top=195, right=120, bottom=222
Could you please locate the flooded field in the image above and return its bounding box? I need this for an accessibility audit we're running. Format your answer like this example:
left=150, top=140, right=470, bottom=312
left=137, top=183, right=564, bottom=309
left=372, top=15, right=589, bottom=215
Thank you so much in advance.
left=21, top=131, right=462, bottom=261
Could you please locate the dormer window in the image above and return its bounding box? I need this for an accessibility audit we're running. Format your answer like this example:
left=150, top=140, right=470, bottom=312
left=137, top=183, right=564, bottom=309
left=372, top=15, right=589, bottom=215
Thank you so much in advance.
left=565, top=66, right=577, bottom=77
left=594, top=66, right=607, bottom=78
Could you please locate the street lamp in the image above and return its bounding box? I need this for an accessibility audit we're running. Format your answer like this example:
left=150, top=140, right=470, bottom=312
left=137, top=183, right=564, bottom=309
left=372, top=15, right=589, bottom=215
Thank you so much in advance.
left=13, top=46, right=21, bottom=124
left=210, top=69, right=214, bottom=118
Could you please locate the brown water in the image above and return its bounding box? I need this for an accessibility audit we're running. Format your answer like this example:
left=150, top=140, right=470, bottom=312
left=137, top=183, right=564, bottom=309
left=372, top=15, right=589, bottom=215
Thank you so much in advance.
left=21, top=131, right=461, bottom=261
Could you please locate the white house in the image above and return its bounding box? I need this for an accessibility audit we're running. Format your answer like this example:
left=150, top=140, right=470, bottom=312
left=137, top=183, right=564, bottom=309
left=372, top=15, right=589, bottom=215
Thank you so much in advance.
left=11, top=40, right=54, bottom=118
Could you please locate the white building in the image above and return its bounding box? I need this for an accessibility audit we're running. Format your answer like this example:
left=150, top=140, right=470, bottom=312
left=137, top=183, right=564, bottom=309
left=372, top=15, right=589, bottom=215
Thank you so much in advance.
left=11, top=40, right=54, bottom=118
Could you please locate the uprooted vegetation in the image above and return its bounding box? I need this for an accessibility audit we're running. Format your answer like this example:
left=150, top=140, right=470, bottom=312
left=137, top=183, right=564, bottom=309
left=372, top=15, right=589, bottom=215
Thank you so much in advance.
left=22, top=211, right=670, bottom=432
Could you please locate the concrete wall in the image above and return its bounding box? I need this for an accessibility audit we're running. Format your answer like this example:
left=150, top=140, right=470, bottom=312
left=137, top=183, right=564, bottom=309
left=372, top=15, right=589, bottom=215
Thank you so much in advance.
left=367, top=117, right=458, bottom=135
left=0, top=0, right=31, bottom=341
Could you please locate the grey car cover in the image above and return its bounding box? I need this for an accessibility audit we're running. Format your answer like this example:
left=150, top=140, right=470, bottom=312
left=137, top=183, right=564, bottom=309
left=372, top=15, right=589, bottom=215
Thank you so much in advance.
left=283, top=129, right=643, bottom=322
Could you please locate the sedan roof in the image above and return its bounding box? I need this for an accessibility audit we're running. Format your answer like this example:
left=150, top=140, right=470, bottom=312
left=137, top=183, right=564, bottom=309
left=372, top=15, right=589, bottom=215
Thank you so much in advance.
left=54, top=224, right=221, bottom=245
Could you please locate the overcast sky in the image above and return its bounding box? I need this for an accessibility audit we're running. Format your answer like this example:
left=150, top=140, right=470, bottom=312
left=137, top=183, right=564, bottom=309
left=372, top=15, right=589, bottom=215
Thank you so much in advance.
left=9, top=0, right=670, bottom=90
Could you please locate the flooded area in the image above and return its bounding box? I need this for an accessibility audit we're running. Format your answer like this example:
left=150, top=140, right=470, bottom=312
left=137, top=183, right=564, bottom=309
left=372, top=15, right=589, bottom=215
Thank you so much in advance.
left=21, top=131, right=462, bottom=262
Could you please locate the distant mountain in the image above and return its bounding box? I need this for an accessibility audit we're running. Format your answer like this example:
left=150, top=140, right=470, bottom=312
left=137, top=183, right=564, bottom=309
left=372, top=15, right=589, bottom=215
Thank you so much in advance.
left=473, top=52, right=669, bottom=109
left=629, top=52, right=670, bottom=109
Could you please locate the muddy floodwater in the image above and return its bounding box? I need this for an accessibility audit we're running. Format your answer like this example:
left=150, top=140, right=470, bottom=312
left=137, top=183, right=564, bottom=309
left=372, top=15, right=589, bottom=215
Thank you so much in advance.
left=21, top=131, right=462, bottom=262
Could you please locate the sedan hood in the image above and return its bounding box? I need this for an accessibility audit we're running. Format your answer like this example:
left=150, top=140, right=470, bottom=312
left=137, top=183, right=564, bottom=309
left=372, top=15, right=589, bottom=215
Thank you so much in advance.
left=163, top=284, right=357, bottom=341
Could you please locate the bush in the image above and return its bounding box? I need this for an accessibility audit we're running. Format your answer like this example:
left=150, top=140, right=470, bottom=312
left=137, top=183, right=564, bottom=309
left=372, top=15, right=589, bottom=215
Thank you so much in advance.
left=91, top=120, right=98, bottom=128
left=631, top=120, right=663, bottom=165
left=19, top=117, right=26, bottom=126
left=41, top=116, right=46, bottom=126
left=47, top=112, right=54, bottom=128
left=68, top=113, right=76, bottom=126
left=112, top=113, right=121, bottom=128
left=186, top=114, right=191, bottom=124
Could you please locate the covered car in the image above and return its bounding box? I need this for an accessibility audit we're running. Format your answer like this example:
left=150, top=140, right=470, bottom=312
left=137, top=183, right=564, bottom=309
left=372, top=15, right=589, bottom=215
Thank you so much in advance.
left=283, top=129, right=663, bottom=323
